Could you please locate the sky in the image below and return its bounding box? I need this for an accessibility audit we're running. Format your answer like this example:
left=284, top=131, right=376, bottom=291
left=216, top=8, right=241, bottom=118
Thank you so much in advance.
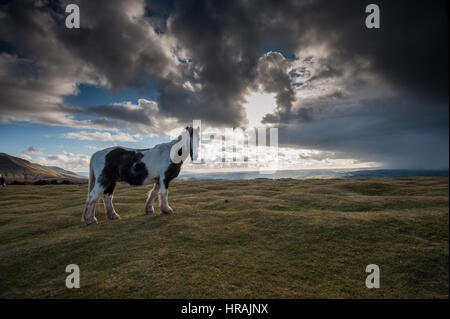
left=0, top=0, right=448, bottom=174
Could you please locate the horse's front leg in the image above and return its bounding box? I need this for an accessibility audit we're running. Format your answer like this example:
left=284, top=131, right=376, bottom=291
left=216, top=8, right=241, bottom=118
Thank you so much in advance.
left=159, top=178, right=173, bottom=215
left=103, top=181, right=120, bottom=220
left=83, top=183, right=103, bottom=225
left=145, top=182, right=160, bottom=214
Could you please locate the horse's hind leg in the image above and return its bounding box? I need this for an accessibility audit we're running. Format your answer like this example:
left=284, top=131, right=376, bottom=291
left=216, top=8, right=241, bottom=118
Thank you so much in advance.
left=159, top=179, right=173, bottom=215
left=82, top=183, right=103, bottom=225
left=145, top=182, right=160, bottom=214
left=104, top=181, right=120, bottom=220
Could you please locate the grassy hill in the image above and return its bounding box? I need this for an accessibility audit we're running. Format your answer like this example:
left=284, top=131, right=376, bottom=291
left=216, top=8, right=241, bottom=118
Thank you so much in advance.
left=0, top=177, right=448, bottom=298
left=0, top=153, right=86, bottom=183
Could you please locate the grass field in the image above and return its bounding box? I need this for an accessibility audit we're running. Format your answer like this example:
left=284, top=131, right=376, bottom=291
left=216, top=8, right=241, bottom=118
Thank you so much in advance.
left=0, top=177, right=448, bottom=298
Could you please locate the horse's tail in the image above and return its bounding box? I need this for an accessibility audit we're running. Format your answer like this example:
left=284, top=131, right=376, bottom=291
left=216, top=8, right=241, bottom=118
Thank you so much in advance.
left=88, top=156, right=95, bottom=194
left=82, top=155, right=96, bottom=222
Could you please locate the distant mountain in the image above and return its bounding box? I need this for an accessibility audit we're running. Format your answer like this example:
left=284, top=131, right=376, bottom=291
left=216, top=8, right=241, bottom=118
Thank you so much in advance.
left=0, top=153, right=87, bottom=184
left=178, top=169, right=449, bottom=181
left=43, top=165, right=78, bottom=177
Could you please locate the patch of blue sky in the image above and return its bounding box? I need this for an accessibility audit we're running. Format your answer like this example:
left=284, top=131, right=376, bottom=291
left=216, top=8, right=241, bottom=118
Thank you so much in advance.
left=65, top=80, right=159, bottom=107
left=0, top=122, right=76, bottom=157
left=0, top=39, right=16, bottom=55
left=263, top=43, right=296, bottom=60
left=289, top=69, right=301, bottom=78
left=0, top=121, right=170, bottom=159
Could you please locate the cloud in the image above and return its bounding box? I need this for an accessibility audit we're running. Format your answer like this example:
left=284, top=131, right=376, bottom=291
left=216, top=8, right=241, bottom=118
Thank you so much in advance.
left=182, top=126, right=380, bottom=171
left=253, top=52, right=296, bottom=118
left=65, top=98, right=181, bottom=134
left=23, top=146, right=42, bottom=154
left=0, top=0, right=448, bottom=169
left=0, top=0, right=185, bottom=131
left=278, top=95, right=449, bottom=169
left=62, top=131, right=142, bottom=142
left=33, top=152, right=90, bottom=172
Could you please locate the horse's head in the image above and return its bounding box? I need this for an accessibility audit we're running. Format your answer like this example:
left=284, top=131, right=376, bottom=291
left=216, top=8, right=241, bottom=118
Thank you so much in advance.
left=185, top=126, right=199, bottom=161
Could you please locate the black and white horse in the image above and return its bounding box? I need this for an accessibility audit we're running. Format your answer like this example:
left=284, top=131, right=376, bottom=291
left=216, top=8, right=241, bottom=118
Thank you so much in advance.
left=83, top=126, right=197, bottom=225
left=0, top=174, right=5, bottom=187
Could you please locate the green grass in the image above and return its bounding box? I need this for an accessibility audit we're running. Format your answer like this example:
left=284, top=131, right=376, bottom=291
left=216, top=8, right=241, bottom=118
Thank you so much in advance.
left=0, top=177, right=448, bottom=298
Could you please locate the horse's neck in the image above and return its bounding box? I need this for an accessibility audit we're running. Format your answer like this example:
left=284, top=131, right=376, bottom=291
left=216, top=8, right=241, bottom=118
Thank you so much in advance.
left=168, top=137, right=181, bottom=146
left=165, top=135, right=189, bottom=161
left=156, top=136, right=183, bottom=155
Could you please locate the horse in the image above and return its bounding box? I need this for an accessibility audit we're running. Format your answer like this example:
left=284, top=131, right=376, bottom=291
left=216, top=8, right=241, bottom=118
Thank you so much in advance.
left=0, top=174, right=5, bottom=186
left=82, top=126, right=197, bottom=225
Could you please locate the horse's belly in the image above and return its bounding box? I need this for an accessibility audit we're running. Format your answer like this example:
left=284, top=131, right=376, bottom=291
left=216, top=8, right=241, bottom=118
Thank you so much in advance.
left=140, top=172, right=158, bottom=185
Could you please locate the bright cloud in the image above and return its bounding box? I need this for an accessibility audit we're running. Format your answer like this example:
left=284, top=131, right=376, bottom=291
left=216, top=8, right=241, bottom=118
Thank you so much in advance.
left=33, top=152, right=90, bottom=173
left=182, top=127, right=380, bottom=172
left=243, top=91, right=277, bottom=128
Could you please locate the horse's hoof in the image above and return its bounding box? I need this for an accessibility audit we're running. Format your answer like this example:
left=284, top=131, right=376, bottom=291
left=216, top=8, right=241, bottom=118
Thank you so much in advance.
left=145, top=208, right=154, bottom=215
left=107, top=213, right=121, bottom=220
left=161, top=208, right=174, bottom=215
left=85, top=218, right=98, bottom=226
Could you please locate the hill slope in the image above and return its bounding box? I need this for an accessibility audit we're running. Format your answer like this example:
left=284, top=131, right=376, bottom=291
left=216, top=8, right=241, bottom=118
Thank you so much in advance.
left=0, top=177, right=447, bottom=298
left=0, top=152, right=87, bottom=183
left=43, top=165, right=78, bottom=176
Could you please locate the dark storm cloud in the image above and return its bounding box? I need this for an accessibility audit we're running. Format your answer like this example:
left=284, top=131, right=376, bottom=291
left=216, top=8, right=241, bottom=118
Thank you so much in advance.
left=0, top=0, right=448, bottom=168
left=254, top=52, right=296, bottom=118
left=157, top=0, right=264, bottom=126
left=0, top=0, right=99, bottom=126
left=55, top=0, right=180, bottom=89
left=0, top=0, right=186, bottom=129
left=65, top=103, right=154, bottom=126
left=279, top=95, right=449, bottom=169
left=163, top=0, right=448, bottom=130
